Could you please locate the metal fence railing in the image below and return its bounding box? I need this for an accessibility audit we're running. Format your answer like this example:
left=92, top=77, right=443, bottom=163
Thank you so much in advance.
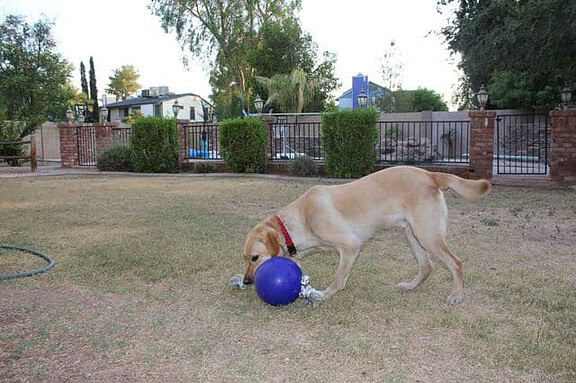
left=269, top=122, right=323, bottom=160
left=181, top=120, right=470, bottom=164
left=377, top=121, right=470, bottom=164
left=182, top=123, right=221, bottom=160
left=495, top=114, right=549, bottom=175
left=112, top=127, right=131, bottom=146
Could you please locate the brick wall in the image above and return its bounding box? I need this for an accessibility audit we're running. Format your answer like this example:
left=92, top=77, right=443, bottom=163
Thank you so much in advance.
left=468, top=111, right=496, bottom=180
left=59, top=123, right=117, bottom=167
left=94, top=124, right=114, bottom=154
left=178, top=123, right=187, bottom=167
left=58, top=124, right=77, bottom=168
left=549, top=110, right=576, bottom=184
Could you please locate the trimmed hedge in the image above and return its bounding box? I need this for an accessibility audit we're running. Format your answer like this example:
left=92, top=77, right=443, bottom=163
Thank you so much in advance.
left=131, top=116, right=178, bottom=173
left=321, top=108, right=379, bottom=178
left=220, top=117, right=268, bottom=173
left=96, top=141, right=134, bottom=172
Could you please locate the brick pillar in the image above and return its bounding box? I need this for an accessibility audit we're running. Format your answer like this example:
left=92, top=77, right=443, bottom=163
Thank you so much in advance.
left=549, top=110, right=576, bottom=185
left=468, top=111, right=496, bottom=180
left=59, top=123, right=78, bottom=168
left=95, top=123, right=114, bottom=154
left=261, top=115, right=275, bottom=160
left=178, top=123, right=187, bottom=167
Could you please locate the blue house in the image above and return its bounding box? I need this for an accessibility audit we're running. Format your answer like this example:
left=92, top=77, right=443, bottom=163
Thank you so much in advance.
left=337, top=74, right=390, bottom=109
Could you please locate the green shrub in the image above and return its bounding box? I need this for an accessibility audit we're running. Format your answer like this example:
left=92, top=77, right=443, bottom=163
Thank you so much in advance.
left=130, top=116, right=178, bottom=173
left=321, top=108, right=379, bottom=178
left=220, top=117, right=268, bottom=173
left=289, top=155, right=317, bottom=177
left=96, top=141, right=135, bottom=172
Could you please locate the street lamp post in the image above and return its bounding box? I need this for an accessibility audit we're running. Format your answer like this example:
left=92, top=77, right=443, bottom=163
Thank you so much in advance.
left=254, top=96, right=264, bottom=114
left=66, top=108, right=74, bottom=124
left=477, top=84, right=488, bottom=111
left=357, top=90, right=367, bottom=108
left=172, top=99, right=183, bottom=119
left=99, top=106, right=108, bottom=123
left=561, top=85, right=572, bottom=110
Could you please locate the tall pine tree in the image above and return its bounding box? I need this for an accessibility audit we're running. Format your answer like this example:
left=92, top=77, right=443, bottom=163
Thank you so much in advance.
left=89, top=57, right=99, bottom=121
left=80, top=61, right=89, bottom=96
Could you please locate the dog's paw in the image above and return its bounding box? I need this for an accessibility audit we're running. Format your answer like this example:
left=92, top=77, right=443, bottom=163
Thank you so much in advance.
left=446, top=294, right=464, bottom=304
left=395, top=282, right=416, bottom=290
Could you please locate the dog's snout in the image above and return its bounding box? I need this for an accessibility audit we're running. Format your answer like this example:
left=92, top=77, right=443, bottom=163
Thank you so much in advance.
left=243, top=276, right=254, bottom=285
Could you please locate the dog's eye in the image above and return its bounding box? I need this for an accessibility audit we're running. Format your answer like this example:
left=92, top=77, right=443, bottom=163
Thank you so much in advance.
left=251, top=255, right=259, bottom=262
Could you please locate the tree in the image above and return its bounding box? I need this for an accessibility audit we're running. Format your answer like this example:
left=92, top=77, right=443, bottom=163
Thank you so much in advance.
left=411, top=88, right=449, bottom=111
left=438, top=0, right=576, bottom=109
left=380, top=40, right=403, bottom=92
left=89, top=57, right=99, bottom=121
left=150, top=0, right=301, bottom=111
left=383, top=88, right=448, bottom=112
left=0, top=15, right=74, bottom=136
left=107, top=65, right=141, bottom=101
left=249, top=19, right=339, bottom=113
left=80, top=61, right=89, bottom=96
left=379, top=40, right=404, bottom=112
left=256, top=69, right=322, bottom=113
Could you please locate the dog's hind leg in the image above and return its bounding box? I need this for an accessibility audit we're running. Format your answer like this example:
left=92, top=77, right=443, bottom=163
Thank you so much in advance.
left=413, top=228, right=464, bottom=304
left=410, top=200, right=464, bottom=304
left=396, top=224, right=433, bottom=291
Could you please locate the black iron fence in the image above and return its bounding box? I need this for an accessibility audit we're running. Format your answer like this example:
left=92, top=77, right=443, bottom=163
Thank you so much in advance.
left=269, top=122, right=323, bottom=160
left=182, top=123, right=221, bottom=160
left=75, top=125, right=97, bottom=166
left=181, top=120, right=470, bottom=164
left=495, top=114, right=549, bottom=175
left=378, top=121, right=470, bottom=164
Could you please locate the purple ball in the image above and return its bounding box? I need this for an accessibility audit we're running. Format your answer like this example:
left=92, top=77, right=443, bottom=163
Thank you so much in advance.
left=255, top=257, right=302, bottom=306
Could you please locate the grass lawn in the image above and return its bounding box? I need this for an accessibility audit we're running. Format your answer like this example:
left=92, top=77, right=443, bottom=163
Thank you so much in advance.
left=1, top=175, right=575, bottom=382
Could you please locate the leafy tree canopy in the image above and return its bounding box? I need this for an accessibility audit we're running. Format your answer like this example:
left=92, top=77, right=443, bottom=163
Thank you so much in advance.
left=108, top=65, right=141, bottom=101
left=0, top=15, right=74, bottom=134
left=376, top=88, right=448, bottom=112
left=438, top=0, right=576, bottom=109
left=150, top=1, right=338, bottom=118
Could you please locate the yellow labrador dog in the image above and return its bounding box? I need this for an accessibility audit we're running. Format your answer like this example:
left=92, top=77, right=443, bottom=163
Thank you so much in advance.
left=242, top=166, right=491, bottom=305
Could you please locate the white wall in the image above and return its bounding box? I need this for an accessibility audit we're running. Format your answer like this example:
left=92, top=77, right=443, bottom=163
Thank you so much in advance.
left=163, top=95, right=207, bottom=122
left=140, top=104, right=154, bottom=116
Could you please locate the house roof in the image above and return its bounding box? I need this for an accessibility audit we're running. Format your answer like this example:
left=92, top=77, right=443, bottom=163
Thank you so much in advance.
left=337, top=81, right=390, bottom=100
left=106, top=93, right=212, bottom=108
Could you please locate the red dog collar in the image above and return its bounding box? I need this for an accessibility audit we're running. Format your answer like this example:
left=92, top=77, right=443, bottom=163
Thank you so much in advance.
left=274, top=215, right=297, bottom=256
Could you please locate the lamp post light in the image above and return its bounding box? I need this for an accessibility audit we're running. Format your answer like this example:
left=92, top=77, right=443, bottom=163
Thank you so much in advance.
left=254, top=95, right=264, bottom=114
left=66, top=108, right=73, bottom=123
left=99, top=106, right=108, bottom=123
left=357, top=90, right=368, bottom=109
left=561, top=85, right=572, bottom=110
left=172, top=99, right=183, bottom=119
left=477, top=84, right=488, bottom=111
left=77, top=111, right=85, bottom=124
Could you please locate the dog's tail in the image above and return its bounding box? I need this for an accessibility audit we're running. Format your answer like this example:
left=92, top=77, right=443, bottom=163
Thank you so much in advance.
left=431, top=172, right=491, bottom=200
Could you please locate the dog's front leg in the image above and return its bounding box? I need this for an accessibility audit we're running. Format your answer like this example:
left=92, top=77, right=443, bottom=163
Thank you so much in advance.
left=322, top=245, right=361, bottom=300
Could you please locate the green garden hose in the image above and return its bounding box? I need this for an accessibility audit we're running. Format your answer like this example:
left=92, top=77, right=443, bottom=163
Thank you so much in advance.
left=0, top=245, right=54, bottom=279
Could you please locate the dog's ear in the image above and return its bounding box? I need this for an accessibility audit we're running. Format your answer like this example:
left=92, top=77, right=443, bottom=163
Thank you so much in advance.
left=262, top=228, right=280, bottom=257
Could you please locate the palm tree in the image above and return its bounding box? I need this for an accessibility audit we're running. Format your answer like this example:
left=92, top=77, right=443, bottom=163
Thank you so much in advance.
left=255, top=69, right=320, bottom=113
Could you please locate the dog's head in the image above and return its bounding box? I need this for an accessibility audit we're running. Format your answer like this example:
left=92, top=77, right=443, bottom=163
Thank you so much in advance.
left=242, top=223, right=281, bottom=285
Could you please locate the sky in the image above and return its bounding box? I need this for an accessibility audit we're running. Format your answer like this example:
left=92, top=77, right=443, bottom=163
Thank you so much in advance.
left=0, top=0, right=461, bottom=109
